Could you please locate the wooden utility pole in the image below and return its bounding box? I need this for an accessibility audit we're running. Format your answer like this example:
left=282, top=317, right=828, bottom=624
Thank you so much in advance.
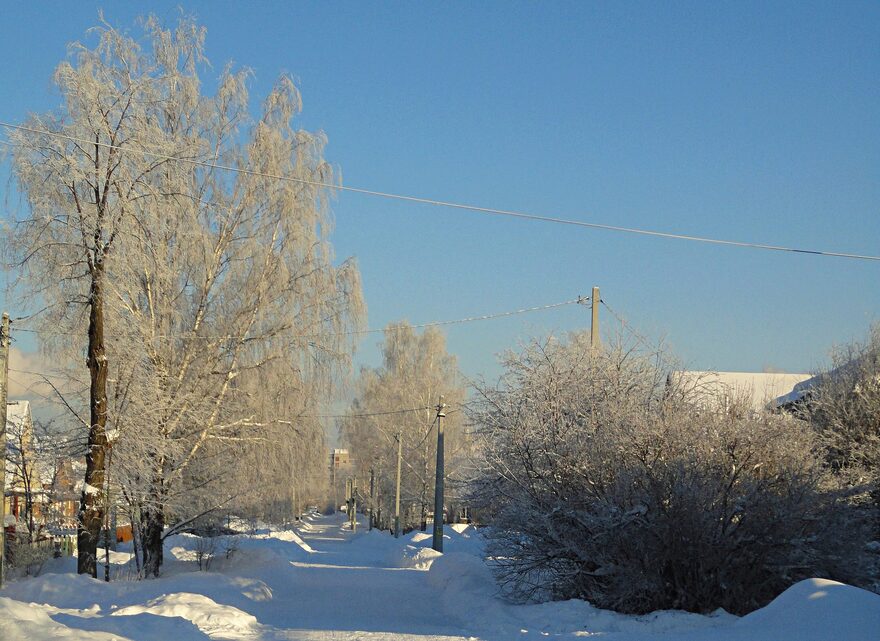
left=0, top=312, right=10, bottom=589
left=591, top=286, right=600, bottom=351
left=432, top=396, right=446, bottom=552
left=394, top=431, right=402, bottom=538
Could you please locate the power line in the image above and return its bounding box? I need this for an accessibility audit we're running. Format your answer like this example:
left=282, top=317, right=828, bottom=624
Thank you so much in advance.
left=6, top=371, right=439, bottom=433
left=1, top=121, right=877, bottom=262
left=600, top=300, right=662, bottom=354
left=5, top=370, right=440, bottom=421
left=303, top=406, right=433, bottom=420
left=371, top=298, right=585, bottom=333
left=11, top=296, right=585, bottom=339
left=600, top=299, right=643, bottom=343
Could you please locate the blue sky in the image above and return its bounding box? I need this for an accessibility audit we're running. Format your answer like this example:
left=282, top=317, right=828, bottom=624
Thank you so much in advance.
left=1, top=1, right=878, bottom=387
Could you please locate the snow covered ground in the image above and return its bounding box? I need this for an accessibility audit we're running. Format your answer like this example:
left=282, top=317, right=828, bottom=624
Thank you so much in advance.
left=1, top=512, right=878, bottom=640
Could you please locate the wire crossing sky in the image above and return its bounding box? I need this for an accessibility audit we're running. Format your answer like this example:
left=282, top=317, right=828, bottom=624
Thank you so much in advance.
left=8, top=296, right=585, bottom=339
left=2, top=122, right=877, bottom=262
left=0, top=2, right=877, bottom=382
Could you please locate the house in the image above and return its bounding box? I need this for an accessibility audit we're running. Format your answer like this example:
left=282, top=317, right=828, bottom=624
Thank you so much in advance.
left=668, top=371, right=812, bottom=414
left=44, top=458, right=82, bottom=530
left=4, top=400, right=46, bottom=534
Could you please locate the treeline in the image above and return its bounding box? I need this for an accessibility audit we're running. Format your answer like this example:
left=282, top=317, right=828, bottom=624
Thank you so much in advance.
left=338, top=323, right=470, bottom=532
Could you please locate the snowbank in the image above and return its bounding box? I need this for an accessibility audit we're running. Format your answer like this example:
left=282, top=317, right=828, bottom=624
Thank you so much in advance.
left=2, top=515, right=878, bottom=641
left=730, top=578, right=880, bottom=641
left=0, top=597, right=127, bottom=641
left=113, top=592, right=259, bottom=639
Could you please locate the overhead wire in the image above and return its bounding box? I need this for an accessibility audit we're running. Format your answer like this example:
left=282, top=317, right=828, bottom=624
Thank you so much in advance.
left=300, top=406, right=433, bottom=420
left=7, top=366, right=446, bottom=422
left=0, top=121, right=877, bottom=262
left=8, top=367, right=434, bottom=421
left=599, top=300, right=643, bottom=344
left=10, top=296, right=586, bottom=339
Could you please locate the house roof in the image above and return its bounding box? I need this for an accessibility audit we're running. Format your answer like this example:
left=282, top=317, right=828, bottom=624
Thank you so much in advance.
left=5, top=400, right=42, bottom=493
left=6, top=399, right=31, bottom=428
left=670, top=371, right=812, bottom=412
left=773, top=354, right=880, bottom=408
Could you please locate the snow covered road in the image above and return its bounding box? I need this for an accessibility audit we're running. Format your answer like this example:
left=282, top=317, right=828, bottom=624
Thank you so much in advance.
left=1, top=513, right=879, bottom=640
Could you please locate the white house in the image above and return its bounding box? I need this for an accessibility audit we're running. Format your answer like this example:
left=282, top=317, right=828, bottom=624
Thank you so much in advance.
left=4, top=400, right=46, bottom=531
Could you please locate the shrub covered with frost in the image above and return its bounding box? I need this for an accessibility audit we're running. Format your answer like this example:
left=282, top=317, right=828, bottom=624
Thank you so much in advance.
left=469, top=332, right=871, bottom=614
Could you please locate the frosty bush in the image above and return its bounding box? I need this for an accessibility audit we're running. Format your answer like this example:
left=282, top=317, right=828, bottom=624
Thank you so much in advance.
left=798, top=324, right=880, bottom=508
left=8, top=538, right=55, bottom=577
left=469, top=333, right=869, bottom=615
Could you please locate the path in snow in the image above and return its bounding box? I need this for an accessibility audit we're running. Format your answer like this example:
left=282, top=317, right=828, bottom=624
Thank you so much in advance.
left=241, top=515, right=470, bottom=639
left=2, top=512, right=879, bottom=641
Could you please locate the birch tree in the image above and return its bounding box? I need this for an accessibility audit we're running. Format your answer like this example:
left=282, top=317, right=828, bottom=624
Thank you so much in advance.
left=340, top=323, right=466, bottom=531
left=7, top=15, right=364, bottom=577
left=6, top=20, right=177, bottom=575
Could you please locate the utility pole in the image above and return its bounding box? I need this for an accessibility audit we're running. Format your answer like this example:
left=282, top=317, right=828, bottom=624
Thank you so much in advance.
left=368, top=467, right=374, bottom=531
left=345, top=478, right=352, bottom=529
left=394, top=431, right=402, bottom=538
left=0, top=312, right=10, bottom=589
left=432, top=396, right=447, bottom=552
left=348, top=478, right=357, bottom=532
left=591, top=286, right=600, bottom=351
left=376, top=466, right=382, bottom=530
left=331, top=453, right=337, bottom=514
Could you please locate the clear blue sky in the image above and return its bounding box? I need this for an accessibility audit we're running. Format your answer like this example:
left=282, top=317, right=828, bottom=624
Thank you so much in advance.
left=1, top=1, right=878, bottom=384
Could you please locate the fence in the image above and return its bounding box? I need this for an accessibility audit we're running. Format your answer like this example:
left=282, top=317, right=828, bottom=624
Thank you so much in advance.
left=53, top=534, right=76, bottom=557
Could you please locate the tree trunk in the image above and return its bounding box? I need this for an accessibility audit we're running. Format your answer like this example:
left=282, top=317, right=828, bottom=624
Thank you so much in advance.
left=420, top=481, right=428, bottom=532
left=78, top=265, right=109, bottom=577
left=141, top=505, right=165, bottom=578
left=131, top=513, right=142, bottom=575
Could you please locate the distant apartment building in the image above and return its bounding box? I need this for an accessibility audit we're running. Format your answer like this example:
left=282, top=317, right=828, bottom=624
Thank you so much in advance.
left=330, top=448, right=351, bottom=468
left=329, top=448, right=352, bottom=511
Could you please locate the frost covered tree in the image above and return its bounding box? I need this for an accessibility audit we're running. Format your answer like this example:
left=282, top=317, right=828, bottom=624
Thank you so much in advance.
left=6, top=15, right=363, bottom=577
left=469, top=332, right=869, bottom=614
left=797, top=324, right=880, bottom=532
left=801, top=324, right=880, bottom=473
left=339, top=323, right=467, bottom=531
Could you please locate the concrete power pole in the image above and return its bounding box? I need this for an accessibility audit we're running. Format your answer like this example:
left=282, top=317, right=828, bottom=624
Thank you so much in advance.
left=432, top=396, right=447, bottom=552
left=376, top=466, right=382, bottom=529
left=331, top=453, right=337, bottom=514
left=0, top=312, right=9, bottom=588
left=591, top=286, right=600, bottom=351
left=351, top=478, right=357, bottom=532
left=394, top=431, right=402, bottom=538
left=345, top=478, right=354, bottom=530
left=368, top=468, right=374, bottom=531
